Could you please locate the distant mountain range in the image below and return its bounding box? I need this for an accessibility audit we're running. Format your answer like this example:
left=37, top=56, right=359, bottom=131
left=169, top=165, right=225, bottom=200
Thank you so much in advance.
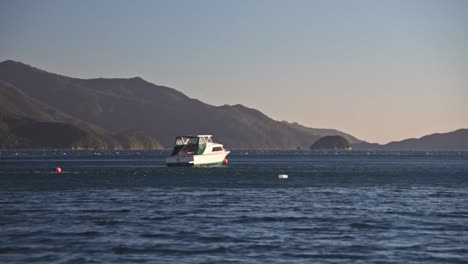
left=0, top=60, right=360, bottom=149
left=353, top=129, right=468, bottom=151
left=0, top=60, right=466, bottom=150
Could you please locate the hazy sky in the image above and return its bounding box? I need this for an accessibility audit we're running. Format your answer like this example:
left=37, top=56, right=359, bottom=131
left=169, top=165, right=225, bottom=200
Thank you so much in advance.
left=1, top=0, right=467, bottom=143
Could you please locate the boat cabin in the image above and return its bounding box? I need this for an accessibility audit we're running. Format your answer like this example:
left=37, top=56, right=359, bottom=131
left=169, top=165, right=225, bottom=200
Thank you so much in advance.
left=171, top=135, right=221, bottom=156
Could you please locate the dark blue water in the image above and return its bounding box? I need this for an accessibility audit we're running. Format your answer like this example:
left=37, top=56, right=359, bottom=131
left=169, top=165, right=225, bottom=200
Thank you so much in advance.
left=1, top=150, right=468, bottom=263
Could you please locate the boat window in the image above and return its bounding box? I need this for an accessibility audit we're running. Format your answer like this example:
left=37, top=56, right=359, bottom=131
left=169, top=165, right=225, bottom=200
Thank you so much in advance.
left=199, top=137, right=206, bottom=144
left=212, top=147, right=223, bottom=152
left=187, top=137, right=199, bottom=145
left=175, top=137, right=186, bottom=146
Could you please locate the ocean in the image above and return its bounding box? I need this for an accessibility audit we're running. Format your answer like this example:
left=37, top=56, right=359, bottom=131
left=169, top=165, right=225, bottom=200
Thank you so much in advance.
left=1, top=150, right=468, bottom=263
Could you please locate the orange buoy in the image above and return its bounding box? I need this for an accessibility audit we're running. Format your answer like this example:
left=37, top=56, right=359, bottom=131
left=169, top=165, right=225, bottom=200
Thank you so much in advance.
left=54, top=167, right=62, bottom=173
left=223, top=158, right=228, bottom=165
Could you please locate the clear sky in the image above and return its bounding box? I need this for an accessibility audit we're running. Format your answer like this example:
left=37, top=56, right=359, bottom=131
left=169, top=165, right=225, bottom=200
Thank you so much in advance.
left=1, top=0, right=467, bottom=143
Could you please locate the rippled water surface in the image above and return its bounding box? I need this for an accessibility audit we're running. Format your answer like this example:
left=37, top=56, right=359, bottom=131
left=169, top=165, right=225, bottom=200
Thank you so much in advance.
left=1, top=150, right=468, bottom=263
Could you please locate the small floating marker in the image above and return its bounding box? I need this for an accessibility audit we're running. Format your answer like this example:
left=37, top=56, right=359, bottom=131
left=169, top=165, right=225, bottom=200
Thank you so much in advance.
left=54, top=167, right=62, bottom=173
left=223, top=158, right=229, bottom=165
left=278, top=174, right=288, bottom=179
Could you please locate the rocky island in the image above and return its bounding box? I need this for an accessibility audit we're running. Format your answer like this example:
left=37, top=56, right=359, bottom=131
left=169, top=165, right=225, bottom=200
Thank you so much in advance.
left=310, top=135, right=352, bottom=150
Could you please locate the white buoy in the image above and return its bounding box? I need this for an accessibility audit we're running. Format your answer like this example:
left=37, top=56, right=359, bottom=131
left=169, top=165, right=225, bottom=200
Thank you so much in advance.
left=278, top=174, right=288, bottom=179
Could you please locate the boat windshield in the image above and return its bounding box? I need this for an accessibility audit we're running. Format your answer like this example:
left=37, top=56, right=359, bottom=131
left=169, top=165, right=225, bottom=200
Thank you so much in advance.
left=175, top=137, right=187, bottom=146
left=172, top=136, right=202, bottom=156
left=187, top=137, right=199, bottom=145
left=175, top=136, right=200, bottom=146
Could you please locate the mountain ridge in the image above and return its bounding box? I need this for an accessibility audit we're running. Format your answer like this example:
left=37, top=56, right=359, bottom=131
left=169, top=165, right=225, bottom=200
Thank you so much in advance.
left=0, top=60, right=361, bottom=149
left=1, top=60, right=466, bottom=150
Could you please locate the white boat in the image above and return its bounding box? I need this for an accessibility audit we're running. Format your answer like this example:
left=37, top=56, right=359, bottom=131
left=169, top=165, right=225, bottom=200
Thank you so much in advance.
left=166, top=135, right=230, bottom=166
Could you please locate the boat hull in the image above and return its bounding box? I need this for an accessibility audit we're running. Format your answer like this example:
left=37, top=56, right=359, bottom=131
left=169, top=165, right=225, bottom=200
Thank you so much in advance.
left=166, top=151, right=230, bottom=166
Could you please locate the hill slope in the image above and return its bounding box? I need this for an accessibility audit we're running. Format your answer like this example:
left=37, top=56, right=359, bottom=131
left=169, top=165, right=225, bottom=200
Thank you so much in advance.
left=0, top=111, right=163, bottom=150
left=0, top=60, right=360, bottom=149
left=0, top=111, right=112, bottom=149
left=384, top=129, right=468, bottom=150
left=0, top=79, right=162, bottom=149
left=353, top=129, right=468, bottom=150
